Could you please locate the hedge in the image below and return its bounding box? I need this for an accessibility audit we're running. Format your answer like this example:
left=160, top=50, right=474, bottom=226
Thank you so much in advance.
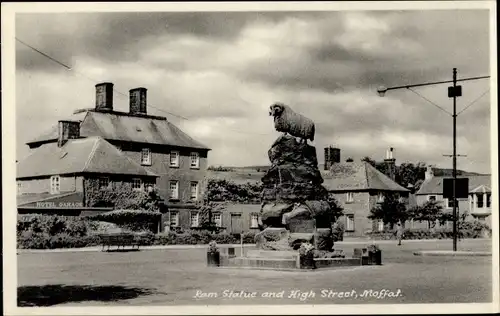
left=17, top=230, right=257, bottom=250
left=367, top=226, right=492, bottom=240
left=17, top=214, right=259, bottom=249
left=88, top=209, right=161, bottom=232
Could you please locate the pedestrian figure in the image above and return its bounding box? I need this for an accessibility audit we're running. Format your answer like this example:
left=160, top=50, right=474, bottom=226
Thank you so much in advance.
left=396, top=222, right=404, bottom=246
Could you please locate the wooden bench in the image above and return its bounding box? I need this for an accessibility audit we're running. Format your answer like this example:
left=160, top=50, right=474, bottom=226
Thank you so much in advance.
left=99, top=233, right=141, bottom=252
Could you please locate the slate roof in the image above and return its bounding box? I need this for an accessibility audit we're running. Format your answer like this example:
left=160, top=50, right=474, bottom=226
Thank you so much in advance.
left=27, top=110, right=210, bottom=150
left=17, top=136, right=158, bottom=179
left=416, top=175, right=492, bottom=195
left=323, top=162, right=409, bottom=192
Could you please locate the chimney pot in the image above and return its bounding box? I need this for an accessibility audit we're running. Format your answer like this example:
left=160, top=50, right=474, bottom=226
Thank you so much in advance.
left=425, top=165, right=434, bottom=180
left=129, top=87, right=147, bottom=115
left=324, top=146, right=341, bottom=170
left=58, top=120, right=80, bottom=147
left=95, top=82, right=114, bottom=111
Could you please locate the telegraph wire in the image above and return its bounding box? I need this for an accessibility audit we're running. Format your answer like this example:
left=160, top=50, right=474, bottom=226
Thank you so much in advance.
left=16, top=37, right=271, bottom=136
left=457, top=89, right=490, bottom=116
left=406, top=87, right=453, bottom=116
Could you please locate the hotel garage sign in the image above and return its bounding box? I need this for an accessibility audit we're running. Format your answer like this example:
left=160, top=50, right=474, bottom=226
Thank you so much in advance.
left=18, top=192, right=85, bottom=209
left=35, top=201, right=83, bottom=208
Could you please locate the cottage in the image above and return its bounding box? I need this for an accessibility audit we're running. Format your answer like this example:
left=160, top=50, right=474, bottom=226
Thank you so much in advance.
left=323, top=148, right=410, bottom=237
left=415, top=166, right=492, bottom=226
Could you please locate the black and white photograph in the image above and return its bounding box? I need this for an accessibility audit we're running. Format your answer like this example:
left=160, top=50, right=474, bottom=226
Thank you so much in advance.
left=2, top=1, right=498, bottom=315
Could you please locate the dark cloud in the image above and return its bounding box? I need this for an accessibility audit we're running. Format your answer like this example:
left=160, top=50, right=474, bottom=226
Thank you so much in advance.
left=14, top=9, right=492, bottom=174
left=15, top=11, right=333, bottom=72
left=233, top=10, right=489, bottom=94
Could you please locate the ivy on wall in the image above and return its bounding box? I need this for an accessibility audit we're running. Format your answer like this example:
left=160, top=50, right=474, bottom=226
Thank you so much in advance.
left=204, top=179, right=262, bottom=204
left=84, top=178, right=161, bottom=212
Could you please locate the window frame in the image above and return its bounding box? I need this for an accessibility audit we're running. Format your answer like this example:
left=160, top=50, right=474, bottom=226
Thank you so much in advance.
left=190, top=152, right=200, bottom=169
left=169, top=151, right=180, bottom=168
left=346, top=192, right=354, bottom=203
left=213, top=212, right=222, bottom=227
left=486, top=194, right=491, bottom=208
left=190, top=211, right=200, bottom=228
left=99, top=177, right=110, bottom=190
left=476, top=193, right=484, bottom=208
left=378, top=220, right=385, bottom=232
left=170, top=211, right=179, bottom=227
left=445, top=198, right=455, bottom=209
left=250, top=213, right=259, bottom=228
left=131, top=178, right=142, bottom=191
left=17, top=181, right=22, bottom=195
left=50, top=175, right=60, bottom=194
left=377, top=192, right=385, bottom=203
left=190, top=181, right=199, bottom=201
left=169, top=180, right=179, bottom=200
left=141, top=148, right=152, bottom=166
left=345, top=214, right=355, bottom=232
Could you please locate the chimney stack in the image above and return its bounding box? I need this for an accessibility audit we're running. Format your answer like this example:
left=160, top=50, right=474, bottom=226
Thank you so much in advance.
left=425, top=165, right=434, bottom=180
left=129, top=87, right=147, bottom=115
left=95, top=82, right=114, bottom=111
left=384, top=147, right=396, bottom=181
left=58, top=120, right=80, bottom=147
left=324, top=146, right=341, bottom=170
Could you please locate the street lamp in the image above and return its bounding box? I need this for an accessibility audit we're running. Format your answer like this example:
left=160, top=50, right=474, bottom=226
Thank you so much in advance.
left=377, top=68, right=490, bottom=251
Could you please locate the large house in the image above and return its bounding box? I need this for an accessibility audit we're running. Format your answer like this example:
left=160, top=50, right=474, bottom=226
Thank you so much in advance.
left=415, top=166, right=492, bottom=226
left=323, top=148, right=410, bottom=237
left=17, top=83, right=211, bottom=231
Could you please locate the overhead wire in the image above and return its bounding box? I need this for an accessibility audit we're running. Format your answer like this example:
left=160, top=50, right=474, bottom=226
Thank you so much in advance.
left=457, top=89, right=490, bottom=116
left=16, top=37, right=272, bottom=136
left=406, top=87, right=453, bottom=116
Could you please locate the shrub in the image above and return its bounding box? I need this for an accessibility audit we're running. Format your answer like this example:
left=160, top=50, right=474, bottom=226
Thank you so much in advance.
left=214, top=232, right=238, bottom=244
left=88, top=209, right=161, bottom=232
left=366, top=222, right=492, bottom=240
left=242, top=231, right=256, bottom=243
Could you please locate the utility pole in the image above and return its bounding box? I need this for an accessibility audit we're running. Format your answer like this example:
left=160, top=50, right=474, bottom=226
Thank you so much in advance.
left=377, top=68, right=489, bottom=252
left=452, top=68, right=458, bottom=252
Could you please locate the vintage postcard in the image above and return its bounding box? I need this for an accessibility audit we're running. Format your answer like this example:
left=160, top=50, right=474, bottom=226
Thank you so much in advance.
left=2, top=1, right=498, bottom=315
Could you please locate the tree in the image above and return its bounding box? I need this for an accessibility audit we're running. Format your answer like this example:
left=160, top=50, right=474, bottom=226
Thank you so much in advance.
left=368, top=193, right=409, bottom=229
left=409, top=200, right=444, bottom=229
left=395, top=162, right=427, bottom=189
left=361, top=157, right=428, bottom=189
left=361, top=156, right=376, bottom=167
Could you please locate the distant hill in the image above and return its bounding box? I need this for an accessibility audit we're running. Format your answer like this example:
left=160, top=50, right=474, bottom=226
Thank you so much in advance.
left=211, top=165, right=485, bottom=176
left=207, top=164, right=487, bottom=185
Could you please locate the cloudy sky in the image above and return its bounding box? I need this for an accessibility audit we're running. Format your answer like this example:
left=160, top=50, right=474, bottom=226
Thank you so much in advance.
left=15, top=8, right=492, bottom=173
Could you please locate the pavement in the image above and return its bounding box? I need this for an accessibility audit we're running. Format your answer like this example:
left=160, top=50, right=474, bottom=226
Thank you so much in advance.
left=414, top=250, right=492, bottom=256
left=16, top=238, right=492, bottom=254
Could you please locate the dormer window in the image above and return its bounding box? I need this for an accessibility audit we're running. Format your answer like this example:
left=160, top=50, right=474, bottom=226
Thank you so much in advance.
left=141, top=148, right=151, bottom=165
left=170, top=151, right=179, bottom=167
left=190, top=152, right=200, bottom=169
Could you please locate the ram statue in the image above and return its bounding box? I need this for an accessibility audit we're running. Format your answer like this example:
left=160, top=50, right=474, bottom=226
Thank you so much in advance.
left=269, top=102, right=315, bottom=143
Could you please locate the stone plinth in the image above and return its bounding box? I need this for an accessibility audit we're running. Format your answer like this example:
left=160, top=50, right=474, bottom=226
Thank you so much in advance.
left=218, top=253, right=364, bottom=271
left=246, top=250, right=298, bottom=259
